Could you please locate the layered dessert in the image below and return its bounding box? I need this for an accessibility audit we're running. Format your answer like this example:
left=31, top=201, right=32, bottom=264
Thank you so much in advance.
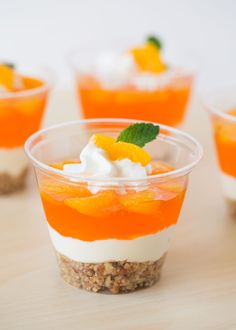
left=0, top=63, right=49, bottom=193
left=38, top=123, right=187, bottom=293
left=76, top=36, right=193, bottom=126
left=213, top=108, right=236, bottom=217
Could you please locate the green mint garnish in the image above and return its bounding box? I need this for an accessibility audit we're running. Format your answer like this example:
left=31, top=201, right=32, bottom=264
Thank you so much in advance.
left=146, top=35, right=162, bottom=50
left=2, top=62, right=15, bottom=69
left=117, top=123, right=160, bottom=147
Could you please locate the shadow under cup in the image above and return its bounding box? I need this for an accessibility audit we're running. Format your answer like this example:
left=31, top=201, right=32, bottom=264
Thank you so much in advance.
left=25, top=119, right=202, bottom=293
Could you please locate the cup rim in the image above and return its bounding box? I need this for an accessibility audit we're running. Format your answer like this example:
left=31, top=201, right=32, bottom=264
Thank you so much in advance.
left=24, top=118, right=203, bottom=183
left=68, top=49, right=195, bottom=81
left=203, top=85, right=236, bottom=123
left=0, top=72, right=53, bottom=100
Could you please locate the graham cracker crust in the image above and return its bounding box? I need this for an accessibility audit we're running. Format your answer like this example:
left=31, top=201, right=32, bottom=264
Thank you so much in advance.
left=0, top=168, right=28, bottom=194
left=56, top=251, right=167, bottom=294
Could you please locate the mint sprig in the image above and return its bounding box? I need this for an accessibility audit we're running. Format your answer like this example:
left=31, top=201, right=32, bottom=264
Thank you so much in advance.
left=2, top=62, right=15, bottom=69
left=147, top=35, right=162, bottom=50
left=117, top=123, right=160, bottom=147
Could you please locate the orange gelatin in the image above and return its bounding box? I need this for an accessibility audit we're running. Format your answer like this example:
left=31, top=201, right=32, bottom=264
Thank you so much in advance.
left=214, top=108, right=236, bottom=177
left=0, top=76, right=49, bottom=148
left=39, top=162, right=186, bottom=242
left=77, top=75, right=192, bottom=127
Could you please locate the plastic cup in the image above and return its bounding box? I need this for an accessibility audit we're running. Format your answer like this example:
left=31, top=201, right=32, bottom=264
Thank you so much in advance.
left=206, top=86, right=236, bottom=218
left=70, top=50, right=193, bottom=127
left=25, top=119, right=202, bottom=293
left=0, top=67, right=51, bottom=194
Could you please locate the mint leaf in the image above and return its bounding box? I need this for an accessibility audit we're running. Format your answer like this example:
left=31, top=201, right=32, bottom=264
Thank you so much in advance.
left=117, top=123, right=160, bottom=147
left=147, top=35, right=162, bottom=50
left=2, top=62, right=15, bottom=69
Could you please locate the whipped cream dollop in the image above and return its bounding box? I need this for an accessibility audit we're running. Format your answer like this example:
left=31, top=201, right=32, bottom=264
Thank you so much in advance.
left=63, top=138, right=152, bottom=194
left=92, top=51, right=179, bottom=91
left=93, top=51, right=137, bottom=89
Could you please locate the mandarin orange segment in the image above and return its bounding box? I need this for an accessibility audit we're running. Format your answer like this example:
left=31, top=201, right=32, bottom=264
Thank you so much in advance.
left=51, top=161, right=80, bottom=170
left=130, top=43, right=165, bottom=73
left=41, top=179, right=91, bottom=202
left=93, top=134, right=151, bottom=166
left=92, top=134, right=116, bottom=150
left=158, top=179, right=186, bottom=194
left=119, top=190, right=160, bottom=215
left=151, top=161, right=175, bottom=174
left=0, top=64, right=15, bottom=91
left=64, top=190, right=119, bottom=217
left=108, top=141, right=151, bottom=165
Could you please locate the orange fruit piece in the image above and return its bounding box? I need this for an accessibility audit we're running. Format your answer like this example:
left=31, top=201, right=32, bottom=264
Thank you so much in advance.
left=109, top=141, right=151, bottom=166
left=41, top=178, right=91, bottom=202
left=119, top=190, right=160, bottom=215
left=158, top=178, right=186, bottom=194
left=92, top=134, right=116, bottom=150
left=93, top=134, right=151, bottom=166
left=151, top=161, right=175, bottom=175
left=130, top=43, right=166, bottom=73
left=0, top=64, right=15, bottom=91
left=64, top=190, right=119, bottom=217
left=51, top=162, right=66, bottom=170
left=50, top=160, right=80, bottom=170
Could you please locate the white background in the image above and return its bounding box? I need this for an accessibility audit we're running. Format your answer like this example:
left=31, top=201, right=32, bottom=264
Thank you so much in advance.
left=0, top=0, right=236, bottom=91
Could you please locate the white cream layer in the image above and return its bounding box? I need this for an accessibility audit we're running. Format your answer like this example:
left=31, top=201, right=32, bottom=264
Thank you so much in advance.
left=0, top=147, right=28, bottom=176
left=220, top=172, right=236, bottom=200
left=48, top=224, right=175, bottom=263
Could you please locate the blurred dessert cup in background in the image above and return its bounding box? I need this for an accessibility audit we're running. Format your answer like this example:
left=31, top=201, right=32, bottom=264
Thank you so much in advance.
left=206, top=85, right=236, bottom=218
left=0, top=63, right=51, bottom=193
left=71, top=36, right=193, bottom=127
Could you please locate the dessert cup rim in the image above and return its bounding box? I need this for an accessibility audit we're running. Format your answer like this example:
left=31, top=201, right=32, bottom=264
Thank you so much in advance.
left=68, top=49, right=194, bottom=81
left=0, top=74, right=53, bottom=99
left=203, top=85, right=236, bottom=123
left=205, top=101, right=236, bottom=123
left=24, top=118, right=203, bottom=183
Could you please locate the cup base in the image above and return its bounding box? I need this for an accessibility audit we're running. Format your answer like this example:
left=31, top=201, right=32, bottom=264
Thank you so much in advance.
left=0, top=167, right=28, bottom=194
left=56, top=251, right=167, bottom=294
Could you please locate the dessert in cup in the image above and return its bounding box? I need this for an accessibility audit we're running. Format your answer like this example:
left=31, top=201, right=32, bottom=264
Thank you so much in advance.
left=0, top=63, right=50, bottom=193
left=73, top=36, right=193, bottom=126
left=25, top=119, right=202, bottom=293
left=206, top=87, right=236, bottom=218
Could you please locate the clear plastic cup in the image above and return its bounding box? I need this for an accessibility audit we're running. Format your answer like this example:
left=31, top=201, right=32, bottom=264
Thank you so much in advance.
left=206, top=86, right=236, bottom=218
left=25, top=119, right=202, bottom=293
left=0, top=67, right=52, bottom=194
left=70, top=50, right=193, bottom=127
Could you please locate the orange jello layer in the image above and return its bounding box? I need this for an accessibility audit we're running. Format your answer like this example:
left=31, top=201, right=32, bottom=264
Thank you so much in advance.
left=78, top=75, right=192, bottom=127
left=214, top=108, right=236, bottom=177
left=0, top=76, right=48, bottom=148
left=40, top=162, right=186, bottom=241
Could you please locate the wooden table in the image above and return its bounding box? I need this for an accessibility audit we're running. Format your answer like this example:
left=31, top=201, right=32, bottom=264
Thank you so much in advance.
left=1, top=91, right=236, bottom=330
